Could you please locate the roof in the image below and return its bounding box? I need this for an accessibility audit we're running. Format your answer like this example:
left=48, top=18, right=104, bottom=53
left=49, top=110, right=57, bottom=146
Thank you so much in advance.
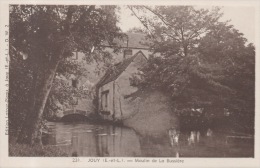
left=102, top=33, right=150, bottom=49
left=96, top=51, right=146, bottom=87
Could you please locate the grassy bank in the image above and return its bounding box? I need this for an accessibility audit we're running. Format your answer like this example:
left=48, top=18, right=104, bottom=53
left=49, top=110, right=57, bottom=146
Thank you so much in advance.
left=9, top=138, right=68, bottom=157
left=9, top=142, right=68, bottom=157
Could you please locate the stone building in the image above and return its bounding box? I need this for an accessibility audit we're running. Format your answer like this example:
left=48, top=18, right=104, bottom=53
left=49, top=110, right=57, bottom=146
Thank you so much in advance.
left=60, top=33, right=151, bottom=118
left=56, top=52, right=95, bottom=118
left=96, top=50, right=148, bottom=121
left=96, top=33, right=178, bottom=136
left=62, top=33, right=178, bottom=136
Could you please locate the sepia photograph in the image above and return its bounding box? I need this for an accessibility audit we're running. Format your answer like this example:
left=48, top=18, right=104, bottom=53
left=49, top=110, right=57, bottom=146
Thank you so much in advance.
left=0, top=0, right=259, bottom=167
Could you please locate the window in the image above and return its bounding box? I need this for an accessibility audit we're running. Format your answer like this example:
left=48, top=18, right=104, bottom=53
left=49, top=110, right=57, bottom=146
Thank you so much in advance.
left=124, top=49, right=133, bottom=59
left=71, top=97, right=78, bottom=105
left=72, top=52, right=78, bottom=60
left=101, top=90, right=109, bottom=110
left=72, top=79, right=79, bottom=88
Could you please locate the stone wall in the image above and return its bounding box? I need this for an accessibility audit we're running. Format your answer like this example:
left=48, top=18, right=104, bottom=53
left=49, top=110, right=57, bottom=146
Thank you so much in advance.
left=97, top=52, right=147, bottom=121
left=96, top=50, right=179, bottom=137
left=123, top=90, right=179, bottom=136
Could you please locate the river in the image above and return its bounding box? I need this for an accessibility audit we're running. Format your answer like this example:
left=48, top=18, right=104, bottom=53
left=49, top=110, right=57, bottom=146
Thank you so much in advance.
left=43, top=121, right=254, bottom=157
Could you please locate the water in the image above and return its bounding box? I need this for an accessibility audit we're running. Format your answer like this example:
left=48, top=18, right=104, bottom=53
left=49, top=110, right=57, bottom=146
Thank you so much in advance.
left=43, top=122, right=254, bottom=157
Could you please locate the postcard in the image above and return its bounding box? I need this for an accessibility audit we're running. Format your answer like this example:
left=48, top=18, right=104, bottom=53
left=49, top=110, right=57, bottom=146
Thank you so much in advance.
left=0, top=0, right=259, bottom=167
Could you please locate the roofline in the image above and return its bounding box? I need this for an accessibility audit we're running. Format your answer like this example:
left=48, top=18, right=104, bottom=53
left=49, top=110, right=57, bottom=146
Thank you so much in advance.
left=96, top=50, right=147, bottom=88
left=100, top=45, right=150, bottom=50
left=134, top=50, right=148, bottom=60
left=141, top=50, right=149, bottom=59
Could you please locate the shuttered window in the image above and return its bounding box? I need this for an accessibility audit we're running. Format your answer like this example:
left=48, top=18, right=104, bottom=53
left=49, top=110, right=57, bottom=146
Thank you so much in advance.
left=101, top=90, right=109, bottom=110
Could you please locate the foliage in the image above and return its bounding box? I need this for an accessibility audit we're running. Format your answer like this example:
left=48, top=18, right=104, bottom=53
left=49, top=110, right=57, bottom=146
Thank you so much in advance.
left=130, top=6, right=255, bottom=127
left=9, top=47, right=32, bottom=131
left=43, top=60, right=90, bottom=120
left=127, top=27, right=146, bottom=34
left=9, top=142, right=68, bottom=156
left=9, top=5, right=122, bottom=144
left=129, top=6, right=223, bottom=56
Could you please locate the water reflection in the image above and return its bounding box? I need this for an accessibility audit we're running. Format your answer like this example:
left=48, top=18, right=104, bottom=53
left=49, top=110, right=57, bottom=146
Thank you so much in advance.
left=45, top=122, right=141, bottom=157
left=44, top=122, right=253, bottom=157
left=187, top=131, right=200, bottom=145
left=168, top=128, right=180, bottom=146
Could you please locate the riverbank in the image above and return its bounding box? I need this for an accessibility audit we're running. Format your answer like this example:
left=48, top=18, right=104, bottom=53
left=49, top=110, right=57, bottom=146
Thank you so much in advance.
left=9, top=143, right=68, bottom=157
left=9, top=136, right=68, bottom=157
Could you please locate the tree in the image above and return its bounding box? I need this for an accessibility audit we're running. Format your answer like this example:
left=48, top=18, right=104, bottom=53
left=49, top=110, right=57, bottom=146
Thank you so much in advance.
left=128, top=6, right=223, bottom=56
left=43, top=59, right=90, bottom=121
left=127, top=27, right=146, bottom=34
left=9, top=46, right=32, bottom=135
left=130, top=6, right=255, bottom=130
left=198, top=22, right=255, bottom=112
left=10, top=5, right=122, bottom=145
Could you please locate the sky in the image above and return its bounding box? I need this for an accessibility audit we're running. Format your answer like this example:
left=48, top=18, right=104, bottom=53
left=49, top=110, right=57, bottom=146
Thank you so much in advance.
left=118, top=6, right=255, bottom=44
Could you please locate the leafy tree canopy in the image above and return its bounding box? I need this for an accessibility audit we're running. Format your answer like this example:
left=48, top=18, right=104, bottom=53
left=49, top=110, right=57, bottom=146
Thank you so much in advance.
left=129, top=6, right=255, bottom=118
left=9, top=5, right=123, bottom=144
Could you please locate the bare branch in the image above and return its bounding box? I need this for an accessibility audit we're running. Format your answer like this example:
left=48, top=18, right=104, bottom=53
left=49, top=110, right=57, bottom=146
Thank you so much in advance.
left=127, top=6, right=154, bottom=38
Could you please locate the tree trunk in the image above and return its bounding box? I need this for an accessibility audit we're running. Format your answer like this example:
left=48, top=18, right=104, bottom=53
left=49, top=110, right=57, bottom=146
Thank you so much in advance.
left=17, top=59, right=60, bottom=145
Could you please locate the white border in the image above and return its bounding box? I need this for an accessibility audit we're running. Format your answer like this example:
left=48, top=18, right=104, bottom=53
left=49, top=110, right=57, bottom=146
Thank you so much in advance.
left=0, top=0, right=260, bottom=167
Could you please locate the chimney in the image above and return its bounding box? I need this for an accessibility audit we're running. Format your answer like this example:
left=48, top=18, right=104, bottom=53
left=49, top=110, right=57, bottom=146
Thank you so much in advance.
left=123, top=49, right=133, bottom=59
left=123, top=35, right=133, bottom=59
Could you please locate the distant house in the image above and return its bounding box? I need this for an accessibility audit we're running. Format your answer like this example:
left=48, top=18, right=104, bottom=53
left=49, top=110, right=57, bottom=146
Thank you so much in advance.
left=100, top=32, right=152, bottom=62
left=57, top=53, right=95, bottom=118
